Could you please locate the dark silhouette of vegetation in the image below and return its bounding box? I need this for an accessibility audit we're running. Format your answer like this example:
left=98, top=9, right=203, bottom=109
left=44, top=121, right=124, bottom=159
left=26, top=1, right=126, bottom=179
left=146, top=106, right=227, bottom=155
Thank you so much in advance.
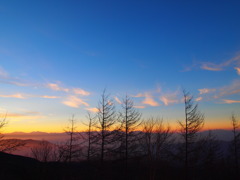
left=230, top=113, right=240, bottom=176
left=95, top=90, right=119, bottom=162
left=2, top=90, right=240, bottom=180
left=81, top=112, right=98, bottom=161
left=0, top=113, right=25, bottom=152
left=118, top=95, right=142, bottom=168
left=178, top=90, right=204, bottom=179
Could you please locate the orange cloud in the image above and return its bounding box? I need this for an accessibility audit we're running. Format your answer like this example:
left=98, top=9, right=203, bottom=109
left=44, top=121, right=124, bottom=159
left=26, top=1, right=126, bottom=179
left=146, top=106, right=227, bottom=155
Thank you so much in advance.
left=73, top=88, right=90, bottom=96
left=47, top=83, right=69, bottom=92
left=133, top=105, right=145, bottom=109
left=40, top=95, right=59, bottom=99
left=235, top=67, right=240, bottom=75
left=222, top=99, right=240, bottom=104
left=114, top=96, right=122, bottom=104
left=62, top=96, right=89, bottom=108
left=195, top=97, right=203, bottom=102
left=85, top=107, right=99, bottom=112
left=0, top=93, right=25, bottom=99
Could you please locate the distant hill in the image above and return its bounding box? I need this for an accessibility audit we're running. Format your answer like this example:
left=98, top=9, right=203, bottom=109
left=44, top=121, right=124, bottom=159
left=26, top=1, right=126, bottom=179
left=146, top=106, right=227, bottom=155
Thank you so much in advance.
left=4, top=129, right=237, bottom=143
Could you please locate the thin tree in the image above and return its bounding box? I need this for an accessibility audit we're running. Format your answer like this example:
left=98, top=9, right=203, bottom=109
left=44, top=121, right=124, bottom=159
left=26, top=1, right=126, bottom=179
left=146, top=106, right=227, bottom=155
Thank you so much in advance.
left=231, top=113, right=240, bottom=176
left=95, top=90, right=118, bottom=162
left=63, top=115, right=79, bottom=162
left=119, top=95, right=142, bottom=166
left=81, top=112, right=98, bottom=161
left=178, top=90, right=204, bottom=179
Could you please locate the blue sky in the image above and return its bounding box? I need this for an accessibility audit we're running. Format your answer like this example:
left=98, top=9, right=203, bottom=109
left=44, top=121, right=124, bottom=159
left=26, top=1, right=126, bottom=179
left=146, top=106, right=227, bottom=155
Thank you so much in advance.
left=0, top=0, right=240, bottom=132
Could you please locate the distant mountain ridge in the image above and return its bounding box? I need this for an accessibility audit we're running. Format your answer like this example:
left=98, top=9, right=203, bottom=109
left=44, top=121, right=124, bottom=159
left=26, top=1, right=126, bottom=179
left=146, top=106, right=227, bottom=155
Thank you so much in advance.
left=4, top=129, right=238, bottom=142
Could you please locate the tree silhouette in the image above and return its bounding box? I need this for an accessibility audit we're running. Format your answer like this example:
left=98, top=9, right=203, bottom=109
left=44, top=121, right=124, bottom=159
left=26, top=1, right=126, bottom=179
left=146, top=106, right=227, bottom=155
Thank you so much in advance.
left=118, top=95, right=142, bottom=167
left=178, top=90, right=204, bottom=179
left=231, top=114, right=240, bottom=176
left=95, top=90, right=118, bottom=162
left=31, top=140, right=53, bottom=162
left=141, top=118, right=172, bottom=180
left=62, top=115, right=81, bottom=162
left=81, top=112, right=98, bottom=161
left=0, top=113, right=25, bottom=152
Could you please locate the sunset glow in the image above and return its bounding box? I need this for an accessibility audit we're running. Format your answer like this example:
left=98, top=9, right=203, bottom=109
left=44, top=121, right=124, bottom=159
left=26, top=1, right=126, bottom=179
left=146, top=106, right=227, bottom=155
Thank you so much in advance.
left=0, top=1, right=240, bottom=133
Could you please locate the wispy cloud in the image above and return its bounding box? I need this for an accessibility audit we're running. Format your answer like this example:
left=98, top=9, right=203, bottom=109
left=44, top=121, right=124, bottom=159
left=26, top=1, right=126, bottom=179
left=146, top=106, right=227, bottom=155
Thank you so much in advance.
left=201, top=63, right=222, bottom=71
left=198, top=88, right=216, bottom=95
left=73, top=88, right=90, bottom=96
left=195, top=97, right=203, bottom=102
left=46, top=83, right=69, bottom=92
left=198, top=80, right=240, bottom=103
left=159, top=90, right=180, bottom=106
left=185, top=53, right=240, bottom=74
left=39, top=95, right=59, bottom=99
left=62, top=96, right=89, bottom=108
left=222, top=99, right=240, bottom=104
left=235, top=67, right=240, bottom=75
left=0, top=93, right=26, bottom=99
left=0, top=66, right=8, bottom=78
left=0, top=93, right=60, bottom=99
left=114, top=96, right=122, bottom=104
left=142, top=93, right=159, bottom=107
left=85, top=107, right=99, bottom=112
left=200, top=54, right=240, bottom=72
left=133, top=105, right=145, bottom=109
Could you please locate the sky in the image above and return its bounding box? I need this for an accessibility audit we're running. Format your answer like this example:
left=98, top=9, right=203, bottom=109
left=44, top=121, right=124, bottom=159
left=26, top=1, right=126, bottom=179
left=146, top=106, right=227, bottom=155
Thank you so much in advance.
left=0, top=0, right=240, bottom=133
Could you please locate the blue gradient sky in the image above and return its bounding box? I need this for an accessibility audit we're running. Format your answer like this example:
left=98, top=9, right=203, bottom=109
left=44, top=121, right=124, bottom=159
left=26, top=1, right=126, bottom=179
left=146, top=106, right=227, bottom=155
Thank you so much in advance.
left=0, top=0, right=240, bottom=132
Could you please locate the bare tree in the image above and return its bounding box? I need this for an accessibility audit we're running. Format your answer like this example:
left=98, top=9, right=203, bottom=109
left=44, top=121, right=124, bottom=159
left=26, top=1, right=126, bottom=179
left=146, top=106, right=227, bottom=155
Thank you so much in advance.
left=0, top=113, right=25, bottom=152
left=31, top=140, right=53, bottom=162
left=118, top=95, right=142, bottom=174
left=81, top=112, right=98, bottom=161
left=231, top=114, right=240, bottom=175
left=178, top=90, right=204, bottom=179
left=63, top=115, right=81, bottom=162
left=95, top=90, right=118, bottom=162
left=141, top=118, right=172, bottom=180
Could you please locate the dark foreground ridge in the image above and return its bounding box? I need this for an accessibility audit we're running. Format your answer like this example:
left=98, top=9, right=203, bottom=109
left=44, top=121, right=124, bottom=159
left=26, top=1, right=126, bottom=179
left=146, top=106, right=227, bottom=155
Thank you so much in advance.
left=0, top=151, right=239, bottom=180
